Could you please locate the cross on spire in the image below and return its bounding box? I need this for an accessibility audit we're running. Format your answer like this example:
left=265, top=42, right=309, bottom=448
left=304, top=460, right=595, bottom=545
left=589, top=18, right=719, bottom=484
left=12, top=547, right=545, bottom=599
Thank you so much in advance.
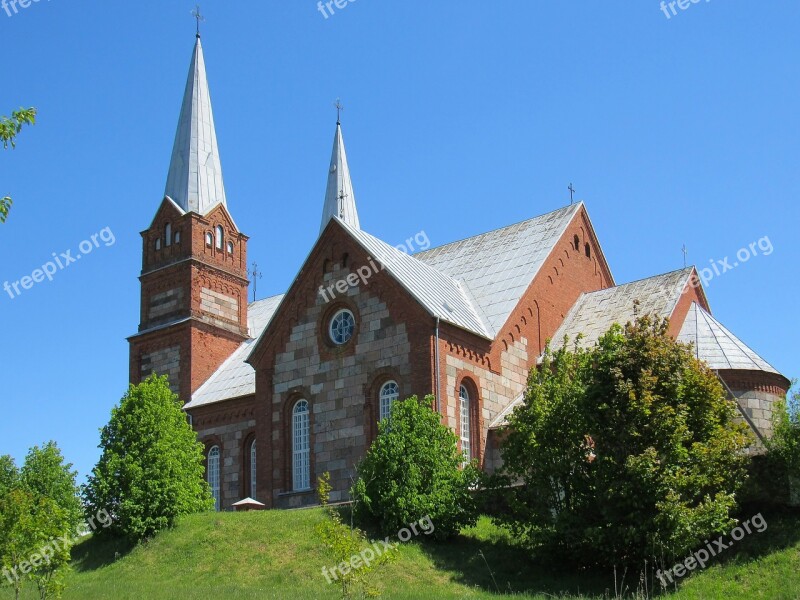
left=338, top=189, right=348, bottom=218
left=682, top=244, right=688, bottom=268
left=335, top=98, right=344, bottom=125
left=250, top=262, right=263, bottom=302
left=192, top=5, right=205, bottom=38
left=568, top=183, right=576, bottom=205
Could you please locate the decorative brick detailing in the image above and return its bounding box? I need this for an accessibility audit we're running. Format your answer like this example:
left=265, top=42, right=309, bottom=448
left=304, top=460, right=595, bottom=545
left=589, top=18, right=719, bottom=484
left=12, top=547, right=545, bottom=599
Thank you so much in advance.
left=200, top=287, right=239, bottom=324
left=140, top=345, right=181, bottom=393
left=148, top=288, right=184, bottom=324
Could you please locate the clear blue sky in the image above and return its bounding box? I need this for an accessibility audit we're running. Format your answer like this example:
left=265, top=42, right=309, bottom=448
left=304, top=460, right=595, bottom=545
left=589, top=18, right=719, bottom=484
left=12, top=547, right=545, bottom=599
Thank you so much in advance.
left=1, top=1, right=798, bottom=481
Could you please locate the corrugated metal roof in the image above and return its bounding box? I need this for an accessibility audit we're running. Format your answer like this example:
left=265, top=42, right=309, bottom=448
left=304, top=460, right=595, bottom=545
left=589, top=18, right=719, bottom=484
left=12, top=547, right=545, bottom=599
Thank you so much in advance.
left=186, top=294, right=284, bottom=409
left=549, top=268, right=694, bottom=351
left=678, top=302, right=780, bottom=374
left=415, top=203, right=582, bottom=334
left=338, top=218, right=494, bottom=338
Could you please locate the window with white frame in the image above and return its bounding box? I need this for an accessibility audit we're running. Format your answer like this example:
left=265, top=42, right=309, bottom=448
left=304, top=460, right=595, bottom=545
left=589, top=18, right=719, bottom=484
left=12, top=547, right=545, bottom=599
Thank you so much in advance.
left=329, top=309, right=355, bottom=345
left=292, top=400, right=310, bottom=491
left=379, top=380, right=399, bottom=422
left=205, top=232, right=213, bottom=247
left=207, top=445, right=221, bottom=511
left=459, top=385, right=471, bottom=465
left=250, top=439, right=257, bottom=500
left=165, top=222, right=172, bottom=247
left=216, top=225, right=224, bottom=250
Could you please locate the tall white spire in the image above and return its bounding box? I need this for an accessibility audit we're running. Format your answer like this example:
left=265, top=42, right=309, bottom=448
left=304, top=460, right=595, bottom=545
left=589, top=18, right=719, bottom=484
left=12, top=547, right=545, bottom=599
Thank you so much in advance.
left=320, top=118, right=360, bottom=234
left=164, top=35, right=227, bottom=214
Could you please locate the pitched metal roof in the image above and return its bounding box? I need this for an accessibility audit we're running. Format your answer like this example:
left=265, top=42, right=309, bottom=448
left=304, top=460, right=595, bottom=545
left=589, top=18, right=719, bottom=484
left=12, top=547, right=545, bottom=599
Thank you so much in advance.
left=186, top=294, right=284, bottom=409
left=320, top=122, right=360, bottom=235
left=678, top=302, right=780, bottom=374
left=549, top=267, right=695, bottom=351
left=337, top=218, right=493, bottom=338
left=415, top=203, right=584, bottom=334
left=164, top=37, right=227, bottom=215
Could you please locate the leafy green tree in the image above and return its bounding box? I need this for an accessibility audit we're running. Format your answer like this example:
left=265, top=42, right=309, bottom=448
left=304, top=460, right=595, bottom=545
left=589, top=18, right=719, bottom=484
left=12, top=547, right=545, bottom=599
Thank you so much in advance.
left=0, top=456, right=18, bottom=499
left=352, top=395, right=479, bottom=540
left=1, top=107, right=36, bottom=224
left=763, top=385, right=800, bottom=504
left=83, top=375, right=214, bottom=542
left=0, top=488, right=71, bottom=600
left=496, top=316, right=751, bottom=568
left=20, top=443, right=82, bottom=533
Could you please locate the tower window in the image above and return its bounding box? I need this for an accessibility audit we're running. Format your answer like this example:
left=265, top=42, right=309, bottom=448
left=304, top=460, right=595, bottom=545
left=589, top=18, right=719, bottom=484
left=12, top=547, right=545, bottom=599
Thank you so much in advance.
left=174, top=231, right=181, bottom=244
left=155, top=238, right=161, bottom=251
left=227, top=241, right=234, bottom=255
left=585, top=243, right=591, bottom=258
left=205, top=232, right=213, bottom=247
left=216, top=225, right=224, bottom=250
left=165, top=223, right=172, bottom=247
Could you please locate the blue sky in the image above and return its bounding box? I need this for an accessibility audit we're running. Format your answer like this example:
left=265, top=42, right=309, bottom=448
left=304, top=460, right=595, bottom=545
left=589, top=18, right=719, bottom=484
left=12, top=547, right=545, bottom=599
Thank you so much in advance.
left=1, top=0, right=797, bottom=481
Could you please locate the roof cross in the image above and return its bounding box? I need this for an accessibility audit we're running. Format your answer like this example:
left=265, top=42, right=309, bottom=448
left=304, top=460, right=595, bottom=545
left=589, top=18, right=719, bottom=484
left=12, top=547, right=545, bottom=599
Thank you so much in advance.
left=568, top=183, right=576, bottom=204
left=334, top=99, right=344, bottom=125
left=192, top=5, right=205, bottom=38
left=682, top=244, right=688, bottom=268
left=250, top=262, right=263, bottom=302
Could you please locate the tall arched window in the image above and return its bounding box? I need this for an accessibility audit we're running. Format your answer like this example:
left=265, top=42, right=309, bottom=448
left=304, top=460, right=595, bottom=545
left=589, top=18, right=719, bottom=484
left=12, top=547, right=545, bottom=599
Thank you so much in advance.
left=165, top=222, right=172, bottom=247
left=379, top=381, right=399, bottom=422
left=205, top=232, right=213, bottom=247
left=216, top=225, right=224, bottom=250
left=292, top=400, right=310, bottom=491
left=250, top=439, right=257, bottom=500
left=459, top=385, right=471, bottom=465
left=207, top=446, right=221, bottom=511
left=573, top=234, right=580, bottom=251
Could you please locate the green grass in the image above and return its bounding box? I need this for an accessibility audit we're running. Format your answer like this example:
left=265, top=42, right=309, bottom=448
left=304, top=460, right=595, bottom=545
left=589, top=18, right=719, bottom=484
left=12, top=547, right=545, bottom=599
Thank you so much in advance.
left=4, top=507, right=799, bottom=599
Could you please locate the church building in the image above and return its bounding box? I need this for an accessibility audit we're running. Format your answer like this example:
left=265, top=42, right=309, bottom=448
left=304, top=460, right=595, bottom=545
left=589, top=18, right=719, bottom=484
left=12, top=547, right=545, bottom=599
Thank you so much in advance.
left=128, top=35, right=791, bottom=511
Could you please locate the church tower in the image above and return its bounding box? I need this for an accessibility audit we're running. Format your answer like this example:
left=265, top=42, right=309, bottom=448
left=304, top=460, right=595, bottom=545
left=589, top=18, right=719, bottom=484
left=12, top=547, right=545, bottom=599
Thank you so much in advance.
left=128, top=34, right=249, bottom=403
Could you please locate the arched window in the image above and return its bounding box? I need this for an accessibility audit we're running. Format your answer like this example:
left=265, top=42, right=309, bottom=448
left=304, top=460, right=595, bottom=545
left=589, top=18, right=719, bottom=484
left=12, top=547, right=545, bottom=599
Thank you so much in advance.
left=573, top=234, right=580, bottom=251
left=227, top=241, right=234, bottom=255
left=207, top=446, right=221, bottom=511
left=585, top=243, right=591, bottom=258
left=174, top=230, right=181, bottom=244
left=250, top=439, right=257, bottom=500
left=155, top=238, right=161, bottom=251
left=165, top=223, right=172, bottom=247
left=379, top=381, right=399, bottom=422
left=216, top=225, right=224, bottom=250
left=292, top=400, right=310, bottom=491
left=205, top=232, right=213, bottom=247
left=459, top=385, right=471, bottom=465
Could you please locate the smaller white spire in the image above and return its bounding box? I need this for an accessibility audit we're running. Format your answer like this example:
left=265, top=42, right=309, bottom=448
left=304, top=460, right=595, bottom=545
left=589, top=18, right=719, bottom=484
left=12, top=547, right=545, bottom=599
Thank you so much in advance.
left=320, top=119, right=360, bottom=234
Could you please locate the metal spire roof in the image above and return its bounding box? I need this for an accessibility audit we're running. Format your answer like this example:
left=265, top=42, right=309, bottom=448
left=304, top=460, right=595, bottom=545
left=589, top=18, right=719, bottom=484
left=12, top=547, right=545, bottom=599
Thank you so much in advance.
left=320, top=122, right=360, bottom=235
left=164, top=36, right=227, bottom=215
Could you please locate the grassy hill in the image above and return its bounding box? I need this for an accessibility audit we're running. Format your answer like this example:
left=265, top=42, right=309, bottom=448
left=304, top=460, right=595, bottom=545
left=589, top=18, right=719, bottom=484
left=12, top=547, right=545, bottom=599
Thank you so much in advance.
left=4, top=507, right=800, bottom=599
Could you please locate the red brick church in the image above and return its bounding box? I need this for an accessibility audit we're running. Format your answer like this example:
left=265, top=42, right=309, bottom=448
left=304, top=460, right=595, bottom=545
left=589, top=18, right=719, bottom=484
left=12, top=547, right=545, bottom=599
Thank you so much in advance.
left=128, top=35, right=790, bottom=511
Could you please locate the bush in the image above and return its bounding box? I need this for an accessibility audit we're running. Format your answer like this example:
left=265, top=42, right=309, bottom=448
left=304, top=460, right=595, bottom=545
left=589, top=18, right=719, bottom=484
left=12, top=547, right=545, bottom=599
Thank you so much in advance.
left=352, top=395, right=479, bottom=540
left=762, top=387, right=800, bottom=506
left=495, top=316, right=752, bottom=568
left=83, top=375, right=214, bottom=542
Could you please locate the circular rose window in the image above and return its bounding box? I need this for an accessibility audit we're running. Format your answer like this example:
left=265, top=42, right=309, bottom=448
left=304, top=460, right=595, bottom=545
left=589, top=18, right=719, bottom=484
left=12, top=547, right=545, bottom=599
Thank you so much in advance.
left=329, top=309, right=355, bottom=345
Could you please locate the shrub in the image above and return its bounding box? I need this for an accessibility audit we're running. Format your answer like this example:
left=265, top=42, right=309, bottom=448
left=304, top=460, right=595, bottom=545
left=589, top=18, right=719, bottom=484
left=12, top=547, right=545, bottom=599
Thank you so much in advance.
left=495, top=316, right=752, bottom=568
left=352, top=395, right=479, bottom=540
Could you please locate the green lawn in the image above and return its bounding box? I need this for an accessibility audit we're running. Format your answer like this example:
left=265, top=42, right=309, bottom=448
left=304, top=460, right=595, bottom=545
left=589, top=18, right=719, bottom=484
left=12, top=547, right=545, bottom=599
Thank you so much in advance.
left=4, top=507, right=799, bottom=599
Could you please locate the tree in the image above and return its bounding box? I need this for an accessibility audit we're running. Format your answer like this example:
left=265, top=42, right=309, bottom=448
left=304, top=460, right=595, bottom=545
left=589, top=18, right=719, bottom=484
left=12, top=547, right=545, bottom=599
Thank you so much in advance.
left=1, top=107, right=36, bottom=224
left=352, top=395, right=479, bottom=540
left=20, top=443, right=82, bottom=534
left=0, top=489, right=71, bottom=600
left=495, top=316, right=752, bottom=568
left=83, top=375, right=214, bottom=542
left=763, top=385, right=800, bottom=504
left=0, top=456, right=18, bottom=499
